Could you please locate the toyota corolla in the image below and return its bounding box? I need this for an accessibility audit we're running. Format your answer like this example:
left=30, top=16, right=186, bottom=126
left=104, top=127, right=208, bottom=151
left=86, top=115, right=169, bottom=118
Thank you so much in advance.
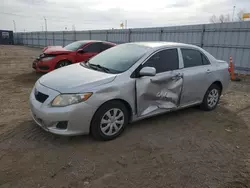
left=29, top=42, right=230, bottom=140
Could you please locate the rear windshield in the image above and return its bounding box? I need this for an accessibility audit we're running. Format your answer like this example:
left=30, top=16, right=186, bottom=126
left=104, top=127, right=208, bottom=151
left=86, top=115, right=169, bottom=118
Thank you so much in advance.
left=88, top=43, right=149, bottom=73
left=64, top=41, right=87, bottom=51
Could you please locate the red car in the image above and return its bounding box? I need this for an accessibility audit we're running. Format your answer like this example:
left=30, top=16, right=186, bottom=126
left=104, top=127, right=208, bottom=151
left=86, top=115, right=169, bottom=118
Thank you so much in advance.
left=32, top=40, right=116, bottom=72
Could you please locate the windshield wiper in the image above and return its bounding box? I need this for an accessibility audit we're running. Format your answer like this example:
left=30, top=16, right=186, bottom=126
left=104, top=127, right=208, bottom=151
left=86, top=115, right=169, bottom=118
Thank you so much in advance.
left=80, top=60, right=92, bottom=68
left=88, top=63, right=111, bottom=73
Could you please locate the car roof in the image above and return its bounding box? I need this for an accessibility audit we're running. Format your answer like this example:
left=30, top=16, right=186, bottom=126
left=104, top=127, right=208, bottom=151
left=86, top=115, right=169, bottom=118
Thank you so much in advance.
left=130, top=41, right=198, bottom=49
left=77, top=40, right=116, bottom=45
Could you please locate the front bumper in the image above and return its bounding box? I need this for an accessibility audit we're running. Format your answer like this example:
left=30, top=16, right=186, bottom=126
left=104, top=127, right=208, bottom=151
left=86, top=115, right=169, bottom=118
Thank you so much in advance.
left=29, top=82, right=98, bottom=136
left=32, top=59, right=53, bottom=73
left=32, top=60, right=38, bottom=69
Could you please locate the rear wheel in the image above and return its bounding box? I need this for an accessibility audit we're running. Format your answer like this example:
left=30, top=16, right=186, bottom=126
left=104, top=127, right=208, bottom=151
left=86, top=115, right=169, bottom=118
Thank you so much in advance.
left=55, top=60, right=71, bottom=69
left=90, top=101, right=129, bottom=141
left=200, top=84, right=221, bottom=111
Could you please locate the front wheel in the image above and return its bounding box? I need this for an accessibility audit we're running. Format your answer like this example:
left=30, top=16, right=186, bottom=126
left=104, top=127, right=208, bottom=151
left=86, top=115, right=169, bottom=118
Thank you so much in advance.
left=55, top=60, right=71, bottom=69
left=200, top=84, right=221, bottom=111
left=90, top=101, right=129, bottom=141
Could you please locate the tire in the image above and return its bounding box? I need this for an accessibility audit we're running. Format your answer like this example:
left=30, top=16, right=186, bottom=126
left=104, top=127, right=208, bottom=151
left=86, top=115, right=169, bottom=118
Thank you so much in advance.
left=90, top=101, right=129, bottom=141
left=200, top=84, right=221, bottom=111
left=55, top=60, right=71, bottom=69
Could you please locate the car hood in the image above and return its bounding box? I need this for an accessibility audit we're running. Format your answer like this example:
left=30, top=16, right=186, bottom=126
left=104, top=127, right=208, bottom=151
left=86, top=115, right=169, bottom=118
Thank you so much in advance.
left=39, top=63, right=116, bottom=93
left=43, top=46, right=72, bottom=55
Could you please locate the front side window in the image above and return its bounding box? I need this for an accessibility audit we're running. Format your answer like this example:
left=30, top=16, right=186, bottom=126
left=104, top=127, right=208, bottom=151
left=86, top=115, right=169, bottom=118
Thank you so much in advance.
left=83, top=43, right=102, bottom=53
left=181, top=49, right=210, bottom=68
left=143, top=49, right=179, bottom=73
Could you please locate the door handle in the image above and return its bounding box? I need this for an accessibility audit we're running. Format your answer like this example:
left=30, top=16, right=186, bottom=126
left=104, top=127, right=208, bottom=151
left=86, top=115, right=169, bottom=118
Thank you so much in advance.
left=172, top=73, right=183, bottom=80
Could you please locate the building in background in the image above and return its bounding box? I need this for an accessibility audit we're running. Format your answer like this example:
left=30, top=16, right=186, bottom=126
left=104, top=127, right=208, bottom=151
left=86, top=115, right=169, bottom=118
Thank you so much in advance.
left=0, top=30, right=14, bottom=45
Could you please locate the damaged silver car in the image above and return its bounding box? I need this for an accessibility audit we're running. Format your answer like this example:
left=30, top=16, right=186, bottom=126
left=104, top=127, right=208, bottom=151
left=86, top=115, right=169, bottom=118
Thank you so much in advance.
left=30, top=42, right=230, bottom=140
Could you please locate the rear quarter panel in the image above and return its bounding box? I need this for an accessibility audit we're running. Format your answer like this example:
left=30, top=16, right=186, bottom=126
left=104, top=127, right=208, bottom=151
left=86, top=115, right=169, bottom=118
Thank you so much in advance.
left=200, top=48, right=230, bottom=94
left=211, top=60, right=230, bottom=94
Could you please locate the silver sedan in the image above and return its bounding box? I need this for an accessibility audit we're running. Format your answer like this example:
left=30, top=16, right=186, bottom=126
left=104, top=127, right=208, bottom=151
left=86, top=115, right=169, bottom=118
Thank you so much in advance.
left=29, top=42, right=230, bottom=140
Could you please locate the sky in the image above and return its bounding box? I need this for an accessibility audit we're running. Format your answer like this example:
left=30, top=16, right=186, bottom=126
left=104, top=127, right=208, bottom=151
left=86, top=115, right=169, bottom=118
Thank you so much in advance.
left=1, top=0, right=250, bottom=32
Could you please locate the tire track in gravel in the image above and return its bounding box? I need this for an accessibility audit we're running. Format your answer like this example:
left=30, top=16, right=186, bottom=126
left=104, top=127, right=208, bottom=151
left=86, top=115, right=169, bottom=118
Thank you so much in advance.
left=0, top=121, right=63, bottom=145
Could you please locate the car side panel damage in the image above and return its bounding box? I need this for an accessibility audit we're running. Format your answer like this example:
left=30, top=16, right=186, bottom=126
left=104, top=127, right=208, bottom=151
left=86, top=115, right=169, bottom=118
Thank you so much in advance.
left=88, top=78, right=136, bottom=118
left=136, top=73, right=183, bottom=116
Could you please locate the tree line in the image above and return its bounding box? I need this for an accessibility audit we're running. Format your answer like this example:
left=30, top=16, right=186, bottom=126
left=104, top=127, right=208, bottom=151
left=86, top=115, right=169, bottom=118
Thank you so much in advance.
left=209, top=9, right=247, bottom=23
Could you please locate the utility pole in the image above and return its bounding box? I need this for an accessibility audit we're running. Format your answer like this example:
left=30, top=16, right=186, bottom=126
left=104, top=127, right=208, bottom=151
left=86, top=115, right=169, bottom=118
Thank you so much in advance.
left=232, top=6, right=236, bottom=21
left=13, top=20, right=16, bottom=32
left=125, top=20, right=127, bottom=29
left=44, top=17, right=47, bottom=31
left=44, top=17, right=47, bottom=46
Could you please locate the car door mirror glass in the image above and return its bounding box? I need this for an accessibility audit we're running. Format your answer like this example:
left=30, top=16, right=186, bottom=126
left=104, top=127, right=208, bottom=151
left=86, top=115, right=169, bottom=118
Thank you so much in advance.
left=139, top=67, right=156, bottom=77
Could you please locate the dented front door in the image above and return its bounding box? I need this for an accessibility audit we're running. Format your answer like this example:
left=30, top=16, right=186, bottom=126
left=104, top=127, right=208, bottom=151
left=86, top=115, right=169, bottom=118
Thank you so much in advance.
left=135, top=48, right=183, bottom=117
left=136, top=71, right=183, bottom=116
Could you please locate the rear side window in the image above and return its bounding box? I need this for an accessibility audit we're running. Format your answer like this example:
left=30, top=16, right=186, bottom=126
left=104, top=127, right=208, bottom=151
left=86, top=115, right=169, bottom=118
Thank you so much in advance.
left=181, top=49, right=210, bottom=68
left=143, top=49, right=179, bottom=73
left=84, top=43, right=102, bottom=53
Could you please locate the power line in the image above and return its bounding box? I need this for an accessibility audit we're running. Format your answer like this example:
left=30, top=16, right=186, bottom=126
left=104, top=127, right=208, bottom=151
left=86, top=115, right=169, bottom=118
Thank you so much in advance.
left=0, top=11, right=207, bottom=23
left=1, top=11, right=210, bottom=31
left=0, top=11, right=122, bottom=25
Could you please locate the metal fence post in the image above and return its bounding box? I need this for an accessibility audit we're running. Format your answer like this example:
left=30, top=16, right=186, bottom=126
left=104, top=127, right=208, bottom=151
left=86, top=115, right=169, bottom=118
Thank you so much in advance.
left=159, top=28, right=163, bottom=41
left=52, top=32, right=55, bottom=45
left=106, top=30, right=108, bottom=41
left=25, top=33, right=28, bottom=45
left=74, top=31, right=76, bottom=41
left=19, top=33, right=21, bottom=45
left=128, top=29, right=131, bottom=42
left=200, top=24, right=205, bottom=48
left=62, top=31, right=65, bottom=46
left=38, top=32, right=40, bottom=47
left=31, top=32, right=33, bottom=46
left=45, top=31, right=47, bottom=46
left=89, top=31, right=92, bottom=40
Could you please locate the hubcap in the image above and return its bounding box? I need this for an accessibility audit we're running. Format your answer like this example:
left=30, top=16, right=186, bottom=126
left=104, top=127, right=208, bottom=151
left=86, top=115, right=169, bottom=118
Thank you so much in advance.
left=207, top=89, right=219, bottom=108
left=100, top=108, right=124, bottom=136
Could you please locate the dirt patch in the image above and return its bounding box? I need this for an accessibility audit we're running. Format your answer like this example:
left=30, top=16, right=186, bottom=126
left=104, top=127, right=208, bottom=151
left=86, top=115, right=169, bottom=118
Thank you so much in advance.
left=0, top=45, right=250, bottom=188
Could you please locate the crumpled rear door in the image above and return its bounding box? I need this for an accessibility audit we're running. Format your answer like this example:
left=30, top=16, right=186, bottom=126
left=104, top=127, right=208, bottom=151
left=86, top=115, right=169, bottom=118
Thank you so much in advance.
left=136, top=71, right=183, bottom=116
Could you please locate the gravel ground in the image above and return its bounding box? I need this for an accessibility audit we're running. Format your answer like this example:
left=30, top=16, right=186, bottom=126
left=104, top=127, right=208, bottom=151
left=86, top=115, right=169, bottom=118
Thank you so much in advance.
left=0, top=45, right=250, bottom=188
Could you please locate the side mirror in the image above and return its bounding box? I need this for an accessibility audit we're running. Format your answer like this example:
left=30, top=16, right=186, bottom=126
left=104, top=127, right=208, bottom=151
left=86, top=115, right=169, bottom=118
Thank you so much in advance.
left=139, top=67, right=156, bottom=77
left=77, top=49, right=85, bottom=53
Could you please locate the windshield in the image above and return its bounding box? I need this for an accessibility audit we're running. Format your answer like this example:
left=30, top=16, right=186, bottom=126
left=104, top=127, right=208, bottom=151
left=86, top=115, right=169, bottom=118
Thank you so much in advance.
left=64, top=41, right=87, bottom=51
left=87, top=43, right=149, bottom=73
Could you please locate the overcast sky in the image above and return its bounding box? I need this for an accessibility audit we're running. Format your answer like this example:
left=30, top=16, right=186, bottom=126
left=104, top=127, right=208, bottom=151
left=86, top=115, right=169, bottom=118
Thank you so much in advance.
left=1, top=0, right=250, bottom=32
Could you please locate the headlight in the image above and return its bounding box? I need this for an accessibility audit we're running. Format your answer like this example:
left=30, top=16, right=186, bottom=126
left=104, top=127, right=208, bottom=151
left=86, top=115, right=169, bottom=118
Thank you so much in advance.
left=51, top=93, right=92, bottom=107
left=42, top=57, right=55, bottom=61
